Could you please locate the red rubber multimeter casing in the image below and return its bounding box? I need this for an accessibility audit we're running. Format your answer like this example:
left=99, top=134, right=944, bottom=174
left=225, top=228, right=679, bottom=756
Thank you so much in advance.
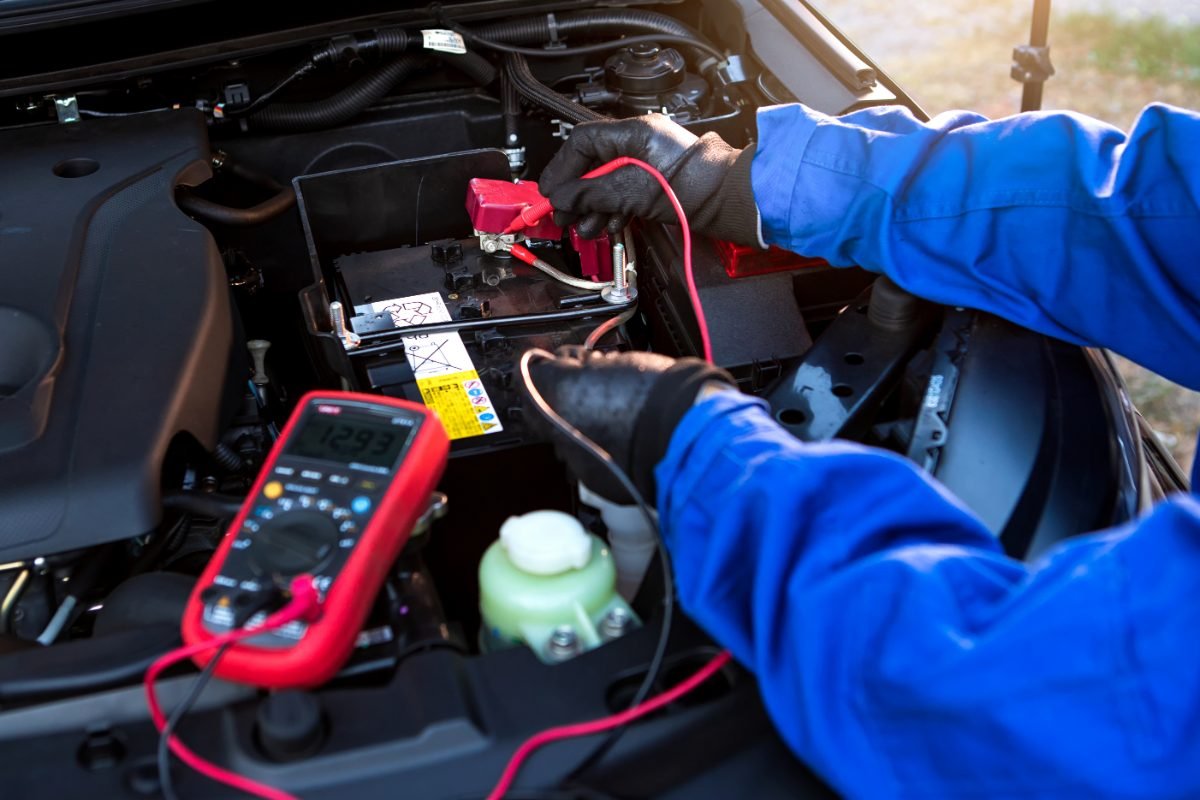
left=181, top=391, right=449, bottom=688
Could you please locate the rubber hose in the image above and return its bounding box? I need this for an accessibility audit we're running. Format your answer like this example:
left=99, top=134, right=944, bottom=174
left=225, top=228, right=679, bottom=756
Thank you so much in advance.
left=162, top=491, right=244, bottom=519
left=368, top=26, right=409, bottom=55
left=211, top=442, right=247, bottom=473
left=176, top=184, right=296, bottom=226
left=431, top=48, right=497, bottom=86
left=250, top=54, right=423, bottom=131
left=176, top=154, right=296, bottom=226
left=475, top=9, right=713, bottom=63
left=224, top=159, right=284, bottom=192
left=313, top=26, right=410, bottom=63
left=504, top=53, right=606, bottom=125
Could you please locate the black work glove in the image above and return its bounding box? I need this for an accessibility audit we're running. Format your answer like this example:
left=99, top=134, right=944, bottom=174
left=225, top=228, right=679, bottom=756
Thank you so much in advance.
left=521, top=346, right=736, bottom=504
left=538, top=115, right=762, bottom=247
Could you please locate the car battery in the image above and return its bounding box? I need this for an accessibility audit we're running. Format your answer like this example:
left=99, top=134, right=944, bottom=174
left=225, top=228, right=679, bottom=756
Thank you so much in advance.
left=293, top=150, right=629, bottom=457
left=338, top=236, right=628, bottom=456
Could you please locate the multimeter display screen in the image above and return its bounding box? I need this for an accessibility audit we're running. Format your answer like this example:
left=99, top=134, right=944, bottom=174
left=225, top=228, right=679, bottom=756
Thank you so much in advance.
left=287, top=414, right=414, bottom=468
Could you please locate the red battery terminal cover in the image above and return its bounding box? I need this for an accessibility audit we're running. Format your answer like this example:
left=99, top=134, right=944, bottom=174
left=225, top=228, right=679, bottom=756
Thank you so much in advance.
left=466, top=178, right=562, bottom=240
left=715, top=240, right=828, bottom=278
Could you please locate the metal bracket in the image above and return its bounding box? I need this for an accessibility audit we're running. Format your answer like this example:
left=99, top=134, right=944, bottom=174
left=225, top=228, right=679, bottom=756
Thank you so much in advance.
left=475, top=230, right=516, bottom=254
left=766, top=281, right=932, bottom=442
left=550, top=119, right=575, bottom=140
left=905, top=309, right=974, bottom=472
left=411, top=492, right=449, bottom=537
left=1011, top=44, right=1055, bottom=84
left=712, top=54, right=749, bottom=86
left=52, top=96, right=80, bottom=124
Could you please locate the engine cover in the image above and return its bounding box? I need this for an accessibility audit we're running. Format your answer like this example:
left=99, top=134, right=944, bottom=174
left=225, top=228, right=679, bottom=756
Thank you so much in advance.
left=0, top=110, right=231, bottom=560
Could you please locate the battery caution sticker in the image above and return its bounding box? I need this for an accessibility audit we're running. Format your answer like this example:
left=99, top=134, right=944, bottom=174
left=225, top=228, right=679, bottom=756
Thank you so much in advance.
left=354, top=292, right=503, bottom=440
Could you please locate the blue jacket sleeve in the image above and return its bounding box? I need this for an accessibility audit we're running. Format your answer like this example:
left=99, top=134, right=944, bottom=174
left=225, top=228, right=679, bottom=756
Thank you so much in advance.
left=657, top=391, right=1200, bottom=798
left=751, top=102, right=1200, bottom=390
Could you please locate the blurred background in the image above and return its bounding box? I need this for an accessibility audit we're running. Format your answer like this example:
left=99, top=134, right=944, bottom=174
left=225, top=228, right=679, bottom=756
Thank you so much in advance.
left=820, top=0, right=1200, bottom=473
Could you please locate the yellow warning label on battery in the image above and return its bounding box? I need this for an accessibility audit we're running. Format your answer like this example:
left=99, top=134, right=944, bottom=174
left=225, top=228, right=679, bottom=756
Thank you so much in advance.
left=354, top=291, right=504, bottom=441
left=416, top=370, right=504, bottom=440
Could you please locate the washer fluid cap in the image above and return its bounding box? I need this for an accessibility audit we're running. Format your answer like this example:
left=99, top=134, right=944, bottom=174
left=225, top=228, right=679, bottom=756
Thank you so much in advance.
left=499, top=510, right=593, bottom=576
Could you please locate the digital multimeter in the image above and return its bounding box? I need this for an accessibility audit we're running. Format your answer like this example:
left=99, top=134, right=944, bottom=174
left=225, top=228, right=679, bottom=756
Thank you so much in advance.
left=182, top=391, right=449, bottom=688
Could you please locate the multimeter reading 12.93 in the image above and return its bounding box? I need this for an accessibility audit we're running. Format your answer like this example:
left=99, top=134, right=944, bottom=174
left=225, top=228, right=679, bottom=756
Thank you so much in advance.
left=181, top=392, right=449, bottom=688
left=286, top=415, right=414, bottom=469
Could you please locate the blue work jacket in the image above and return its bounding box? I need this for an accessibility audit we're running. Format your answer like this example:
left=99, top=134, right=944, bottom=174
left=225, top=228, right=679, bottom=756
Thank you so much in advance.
left=656, top=103, right=1200, bottom=798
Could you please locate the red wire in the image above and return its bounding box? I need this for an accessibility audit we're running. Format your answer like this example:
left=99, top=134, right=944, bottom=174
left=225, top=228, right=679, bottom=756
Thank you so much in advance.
left=506, top=157, right=715, bottom=362
left=144, top=577, right=322, bottom=800
left=488, top=158, right=730, bottom=798
left=486, top=650, right=732, bottom=800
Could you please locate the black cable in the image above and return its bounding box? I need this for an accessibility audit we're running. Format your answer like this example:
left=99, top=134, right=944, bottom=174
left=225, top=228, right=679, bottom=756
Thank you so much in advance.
left=504, top=53, right=606, bottom=125
left=473, top=9, right=711, bottom=53
left=222, top=57, right=318, bottom=119
left=248, top=54, right=423, bottom=131
left=501, top=68, right=522, bottom=141
left=460, top=31, right=725, bottom=64
left=516, top=349, right=674, bottom=786
left=176, top=185, right=296, bottom=226
left=157, top=643, right=232, bottom=800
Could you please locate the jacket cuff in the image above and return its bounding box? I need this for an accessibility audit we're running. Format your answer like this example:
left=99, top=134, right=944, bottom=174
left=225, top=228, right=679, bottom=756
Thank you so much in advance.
left=752, top=104, right=823, bottom=248
left=629, top=360, right=737, bottom=501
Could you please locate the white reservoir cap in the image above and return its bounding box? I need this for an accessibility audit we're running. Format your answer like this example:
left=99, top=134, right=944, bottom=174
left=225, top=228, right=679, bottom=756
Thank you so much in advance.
left=499, top=510, right=592, bottom=576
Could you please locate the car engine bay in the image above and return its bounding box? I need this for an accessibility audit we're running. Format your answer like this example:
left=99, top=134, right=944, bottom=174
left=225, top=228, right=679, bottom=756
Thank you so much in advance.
left=0, top=1, right=1159, bottom=797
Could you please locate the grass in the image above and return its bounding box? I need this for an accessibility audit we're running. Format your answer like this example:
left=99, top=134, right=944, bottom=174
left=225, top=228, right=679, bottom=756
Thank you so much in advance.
left=819, top=1, right=1200, bottom=472
left=1059, top=12, right=1200, bottom=85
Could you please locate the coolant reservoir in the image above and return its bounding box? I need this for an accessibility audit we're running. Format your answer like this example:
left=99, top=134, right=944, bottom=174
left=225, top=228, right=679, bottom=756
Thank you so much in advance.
left=479, top=510, right=637, bottom=662
left=579, top=482, right=657, bottom=601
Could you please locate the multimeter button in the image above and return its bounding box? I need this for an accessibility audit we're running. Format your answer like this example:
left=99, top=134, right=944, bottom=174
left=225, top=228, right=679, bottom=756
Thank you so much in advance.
left=278, top=497, right=295, bottom=511
left=329, top=474, right=351, bottom=486
left=317, top=499, right=334, bottom=512
left=338, top=520, right=357, bottom=534
left=249, top=510, right=340, bottom=577
left=255, top=506, right=276, bottom=520
left=263, top=481, right=284, bottom=500
left=351, top=496, right=372, bottom=515
left=332, top=508, right=352, bottom=520
left=299, top=495, right=314, bottom=509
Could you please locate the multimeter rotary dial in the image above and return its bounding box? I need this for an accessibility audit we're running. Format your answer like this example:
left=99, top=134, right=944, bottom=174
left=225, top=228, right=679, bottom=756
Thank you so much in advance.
left=249, top=510, right=340, bottom=577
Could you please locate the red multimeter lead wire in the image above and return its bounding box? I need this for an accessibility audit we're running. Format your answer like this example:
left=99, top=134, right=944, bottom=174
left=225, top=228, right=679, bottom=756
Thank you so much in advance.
left=506, top=158, right=713, bottom=363
left=146, top=576, right=320, bottom=800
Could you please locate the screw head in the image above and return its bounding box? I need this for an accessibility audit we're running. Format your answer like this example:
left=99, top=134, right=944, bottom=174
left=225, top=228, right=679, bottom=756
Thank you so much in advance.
left=545, top=625, right=581, bottom=661
left=599, top=607, right=632, bottom=640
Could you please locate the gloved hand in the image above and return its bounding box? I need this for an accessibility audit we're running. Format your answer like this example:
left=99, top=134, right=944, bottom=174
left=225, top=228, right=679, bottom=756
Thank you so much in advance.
left=521, top=346, right=736, bottom=503
left=538, top=115, right=762, bottom=247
